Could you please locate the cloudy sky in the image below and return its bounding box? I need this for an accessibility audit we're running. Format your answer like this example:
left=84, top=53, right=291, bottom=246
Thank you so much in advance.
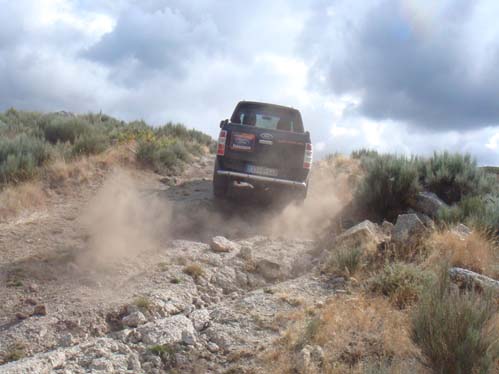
left=1, top=0, right=498, bottom=164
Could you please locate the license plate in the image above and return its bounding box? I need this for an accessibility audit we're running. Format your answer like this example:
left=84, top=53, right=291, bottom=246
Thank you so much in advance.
left=245, top=164, right=278, bottom=177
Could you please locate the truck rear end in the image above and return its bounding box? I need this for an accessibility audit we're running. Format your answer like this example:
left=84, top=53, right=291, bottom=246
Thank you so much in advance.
left=213, top=101, right=312, bottom=201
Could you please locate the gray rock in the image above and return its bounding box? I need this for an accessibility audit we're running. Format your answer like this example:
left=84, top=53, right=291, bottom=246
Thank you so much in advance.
left=207, top=342, right=220, bottom=353
left=90, top=357, right=113, bottom=372
left=211, top=266, right=239, bottom=293
left=256, top=259, right=282, bottom=281
left=296, top=345, right=312, bottom=374
left=411, top=191, right=447, bottom=217
left=449, top=267, right=499, bottom=292
left=210, top=236, right=240, bottom=253
left=190, top=308, right=210, bottom=331
left=238, top=246, right=253, bottom=260
left=392, top=214, right=426, bottom=246
left=181, top=329, right=197, bottom=345
left=335, top=220, right=387, bottom=253
left=381, top=220, right=394, bottom=236
left=138, top=315, right=195, bottom=345
left=451, top=223, right=472, bottom=239
left=122, top=311, right=147, bottom=328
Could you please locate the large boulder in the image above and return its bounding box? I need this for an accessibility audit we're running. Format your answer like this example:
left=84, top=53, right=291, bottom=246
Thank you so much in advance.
left=410, top=191, right=447, bottom=217
left=392, top=214, right=426, bottom=246
left=334, top=220, right=387, bottom=253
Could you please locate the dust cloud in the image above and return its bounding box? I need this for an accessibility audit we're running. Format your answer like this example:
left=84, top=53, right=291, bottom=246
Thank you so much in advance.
left=79, top=169, right=171, bottom=267
left=77, top=157, right=357, bottom=269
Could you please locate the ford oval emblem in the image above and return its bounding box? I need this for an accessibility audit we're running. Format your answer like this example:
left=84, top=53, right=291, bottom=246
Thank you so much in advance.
left=260, top=133, right=273, bottom=140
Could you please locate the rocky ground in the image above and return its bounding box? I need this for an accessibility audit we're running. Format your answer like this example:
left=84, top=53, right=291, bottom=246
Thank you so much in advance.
left=0, top=156, right=347, bottom=373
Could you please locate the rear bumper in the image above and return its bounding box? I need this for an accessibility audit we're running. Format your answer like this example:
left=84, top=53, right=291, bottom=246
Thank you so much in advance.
left=216, top=170, right=307, bottom=189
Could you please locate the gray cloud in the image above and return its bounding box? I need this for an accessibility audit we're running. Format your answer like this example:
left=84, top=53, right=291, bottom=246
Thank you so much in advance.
left=0, top=0, right=497, bottom=164
left=303, top=0, right=499, bottom=131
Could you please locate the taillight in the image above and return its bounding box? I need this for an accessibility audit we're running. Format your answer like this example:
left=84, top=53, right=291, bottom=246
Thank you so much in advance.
left=217, top=130, right=228, bottom=156
left=303, top=142, right=313, bottom=169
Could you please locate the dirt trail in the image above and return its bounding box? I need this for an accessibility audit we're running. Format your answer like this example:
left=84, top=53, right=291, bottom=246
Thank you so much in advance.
left=0, top=155, right=346, bottom=373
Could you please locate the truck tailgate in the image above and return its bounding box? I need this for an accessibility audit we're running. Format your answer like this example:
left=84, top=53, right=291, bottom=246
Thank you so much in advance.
left=220, top=123, right=310, bottom=182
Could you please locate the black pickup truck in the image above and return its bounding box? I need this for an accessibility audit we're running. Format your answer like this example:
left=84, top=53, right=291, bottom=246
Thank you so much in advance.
left=213, top=101, right=312, bottom=201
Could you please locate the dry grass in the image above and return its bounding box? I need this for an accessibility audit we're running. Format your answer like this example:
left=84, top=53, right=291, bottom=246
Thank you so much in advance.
left=262, top=295, right=424, bottom=374
left=0, top=181, right=47, bottom=221
left=425, top=229, right=499, bottom=278
left=0, top=144, right=137, bottom=221
left=183, top=263, right=204, bottom=279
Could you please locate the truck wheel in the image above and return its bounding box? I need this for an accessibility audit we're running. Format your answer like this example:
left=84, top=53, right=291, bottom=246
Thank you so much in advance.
left=213, top=160, right=228, bottom=199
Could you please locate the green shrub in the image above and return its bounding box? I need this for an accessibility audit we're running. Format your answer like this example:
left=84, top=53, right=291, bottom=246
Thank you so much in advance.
left=137, top=139, right=191, bottom=173
left=325, top=245, right=363, bottom=276
left=72, top=133, right=109, bottom=156
left=351, top=148, right=379, bottom=160
left=0, top=135, right=50, bottom=183
left=411, top=267, right=499, bottom=373
left=355, top=154, right=421, bottom=220
left=43, top=117, right=90, bottom=144
left=370, top=263, right=432, bottom=308
left=437, top=194, right=499, bottom=233
left=421, top=152, right=496, bottom=204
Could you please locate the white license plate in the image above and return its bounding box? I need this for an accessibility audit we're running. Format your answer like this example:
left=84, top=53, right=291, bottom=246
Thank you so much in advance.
left=245, top=164, right=278, bottom=177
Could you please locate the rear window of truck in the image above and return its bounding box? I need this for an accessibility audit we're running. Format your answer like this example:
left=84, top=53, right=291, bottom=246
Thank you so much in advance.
left=230, top=103, right=304, bottom=133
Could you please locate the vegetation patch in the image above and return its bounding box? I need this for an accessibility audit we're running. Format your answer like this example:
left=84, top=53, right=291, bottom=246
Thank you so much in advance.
left=355, top=154, right=421, bottom=221
left=264, top=296, right=420, bottom=373
left=369, top=262, right=432, bottom=309
left=324, top=245, right=363, bottom=277
left=425, top=229, right=499, bottom=278
left=411, top=267, right=499, bottom=373
left=183, top=264, right=204, bottom=280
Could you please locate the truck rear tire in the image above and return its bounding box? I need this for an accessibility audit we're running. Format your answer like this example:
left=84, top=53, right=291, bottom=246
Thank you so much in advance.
left=213, top=160, right=229, bottom=199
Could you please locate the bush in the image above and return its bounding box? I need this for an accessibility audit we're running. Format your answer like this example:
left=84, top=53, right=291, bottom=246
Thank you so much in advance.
left=411, top=267, right=499, bottom=373
left=370, top=263, right=432, bottom=308
left=0, top=135, right=50, bottom=183
left=421, top=152, right=496, bottom=204
left=437, top=195, right=499, bottom=233
left=72, top=133, right=109, bottom=157
left=355, top=154, right=421, bottom=220
left=136, top=139, right=191, bottom=173
left=351, top=148, right=379, bottom=160
left=42, top=117, right=90, bottom=144
left=325, top=245, right=363, bottom=276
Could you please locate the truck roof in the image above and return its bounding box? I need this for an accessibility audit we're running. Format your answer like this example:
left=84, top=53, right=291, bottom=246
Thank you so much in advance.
left=237, top=101, right=299, bottom=113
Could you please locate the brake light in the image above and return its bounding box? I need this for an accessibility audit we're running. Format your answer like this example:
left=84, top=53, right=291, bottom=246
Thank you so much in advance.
left=303, top=142, right=313, bottom=169
left=217, top=130, right=228, bottom=156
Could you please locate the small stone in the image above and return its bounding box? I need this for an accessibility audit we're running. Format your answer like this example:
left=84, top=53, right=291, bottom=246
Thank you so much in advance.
left=238, top=246, right=253, bottom=260
left=25, top=298, right=38, bottom=305
left=182, top=330, right=197, bottom=345
left=207, top=342, right=219, bottom=353
left=90, top=357, right=113, bottom=371
left=451, top=223, right=472, bottom=239
left=256, top=259, right=282, bottom=281
left=32, top=304, right=47, bottom=316
left=296, top=346, right=312, bottom=374
left=26, top=283, right=39, bottom=293
left=210, top=236, right=240, bottom=253
left=122, top=311, right=147, bottom=328
left=16, top=312, right=29, bottom=320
